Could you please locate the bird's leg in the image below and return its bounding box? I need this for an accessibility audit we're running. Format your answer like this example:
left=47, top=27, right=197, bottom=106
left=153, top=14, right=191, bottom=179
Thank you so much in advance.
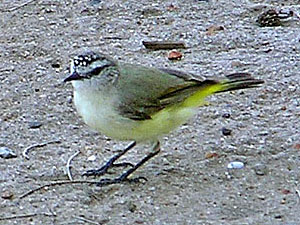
left=96, top=141, right=160, bottom=186
left=82, top=141, right=136, bottom=177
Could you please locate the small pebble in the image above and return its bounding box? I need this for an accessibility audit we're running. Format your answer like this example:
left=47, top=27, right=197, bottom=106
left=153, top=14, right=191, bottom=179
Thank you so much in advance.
left=1, top=190, right=14, bottom=200
left=167, top=50, right=183, bottom=60
left=278, top=9, right=294, bottom=19
left=288, top=85, right=296, bottom=92
left=227, top=161, right=244, bottom=169
left=281, top=106, right=287, bottom=110
left=67, top=96, right=73, bottom=104
left=51, top=62, right=60, bottom=68
left=222, top=127, right=232, bottom=136
left=127, top=201, right=137, bottom=213
left=281, top=189, right=291, bottom=195
left=222, top=113, right=231, bottom=118
left=231, top=61, right=245, bottom=68
left=253, top=163, right=268, bottom=176
left=257, top=195, right=266, bottom=200
left=90, top=0, right=102, bottom=5
left=205, top=152, right=219, bottom=159
left=258, top=131, right=269, bottom=136
left=280, top=198, right=286, bottom=204
left=148, top=187, right=156, bottom=191
left=206, top=25, right=224, bottom=35
left=87, top=155, right=96, bottom=161
left=0, top=147, right=17, bottom=159
left=28, top=121, right=42, bottom=129
left=167, top=4, right=178, bottom=11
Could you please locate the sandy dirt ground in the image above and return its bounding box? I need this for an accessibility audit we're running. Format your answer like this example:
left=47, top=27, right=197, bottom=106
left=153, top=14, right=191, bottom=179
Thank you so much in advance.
left=1, top=0, right=300, bottom=224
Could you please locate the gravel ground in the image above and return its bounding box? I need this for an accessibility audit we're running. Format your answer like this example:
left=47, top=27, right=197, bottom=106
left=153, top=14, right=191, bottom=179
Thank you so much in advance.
left=1, top=0, right=300, bottom=224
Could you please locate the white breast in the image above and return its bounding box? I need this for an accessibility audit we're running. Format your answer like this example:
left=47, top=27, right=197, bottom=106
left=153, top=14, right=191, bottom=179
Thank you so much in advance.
left=72, top=81, right=139, bottom=140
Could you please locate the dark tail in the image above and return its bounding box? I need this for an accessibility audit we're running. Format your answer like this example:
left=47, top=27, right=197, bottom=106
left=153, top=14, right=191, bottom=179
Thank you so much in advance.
left=217, top=73, right=264, bottom=93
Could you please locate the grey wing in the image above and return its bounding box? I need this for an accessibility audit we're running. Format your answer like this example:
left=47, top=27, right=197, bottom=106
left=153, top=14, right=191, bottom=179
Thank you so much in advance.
left=117, top=102, right=156, bottom=120
left=116, top=64, right=212, bottom=121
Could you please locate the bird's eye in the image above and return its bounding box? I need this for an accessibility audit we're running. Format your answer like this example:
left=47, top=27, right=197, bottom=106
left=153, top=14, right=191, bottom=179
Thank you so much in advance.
left=88, top=67, right=104, bottom=76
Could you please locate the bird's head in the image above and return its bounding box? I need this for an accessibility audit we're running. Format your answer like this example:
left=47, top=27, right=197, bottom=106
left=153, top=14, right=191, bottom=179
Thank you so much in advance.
left=64, top=51, right=116, bottom=83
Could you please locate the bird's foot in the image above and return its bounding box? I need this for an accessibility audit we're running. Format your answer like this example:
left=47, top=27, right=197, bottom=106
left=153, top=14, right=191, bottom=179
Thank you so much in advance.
left=96, top=142, right=160, bottom=186
left=82, top=162, right=134, bottom=177
left=82, top=142, right=136, bottom=177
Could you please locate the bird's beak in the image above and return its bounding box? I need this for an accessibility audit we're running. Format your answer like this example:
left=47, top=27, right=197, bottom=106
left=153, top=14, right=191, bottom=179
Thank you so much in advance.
left=64, top=71, right=82, bottom=82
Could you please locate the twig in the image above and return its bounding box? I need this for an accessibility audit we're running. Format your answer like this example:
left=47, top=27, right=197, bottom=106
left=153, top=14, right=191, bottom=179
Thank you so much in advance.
left=5, top=0, right=36, bottom=12
left=66, top=151, right=81, bottom=181
left=19, top=180, right=100, bottom=199
left=23, top=140, right=61, bottom=160
left=0, top=212, right=55, bottom=221
left=73, top=216, right=101, bottom=225
left=142, top=41, right=186, bottom=50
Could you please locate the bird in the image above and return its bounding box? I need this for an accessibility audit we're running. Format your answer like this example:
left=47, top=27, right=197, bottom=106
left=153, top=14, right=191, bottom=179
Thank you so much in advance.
left=64, top=51, right=264, bottom=186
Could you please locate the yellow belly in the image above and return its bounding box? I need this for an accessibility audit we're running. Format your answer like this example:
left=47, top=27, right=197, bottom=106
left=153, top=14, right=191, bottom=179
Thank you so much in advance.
left=110, top=106, right=197, bottom=142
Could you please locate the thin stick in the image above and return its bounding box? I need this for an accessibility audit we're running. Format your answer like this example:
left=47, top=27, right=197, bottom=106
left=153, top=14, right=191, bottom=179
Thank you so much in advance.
left=5, top=0, right=36, bottom=12
left=0, top=212, right=55, bottom=221
left=142, top=41, right=186, bottom=50
left=19, top=180, right=99, bottom=199
left=23, top=140, right=61, bottom=160
left=73, top=216, right=101, bottom=225
left=66, top=151, right=81, bottom=181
